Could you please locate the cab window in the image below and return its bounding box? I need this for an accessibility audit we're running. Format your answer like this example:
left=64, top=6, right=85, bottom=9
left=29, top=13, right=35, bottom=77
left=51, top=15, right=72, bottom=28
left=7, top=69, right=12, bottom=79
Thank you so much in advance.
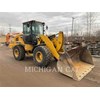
left=23, top=23, right=31, bottom=34
left=32, top=23, right=43, bottom=35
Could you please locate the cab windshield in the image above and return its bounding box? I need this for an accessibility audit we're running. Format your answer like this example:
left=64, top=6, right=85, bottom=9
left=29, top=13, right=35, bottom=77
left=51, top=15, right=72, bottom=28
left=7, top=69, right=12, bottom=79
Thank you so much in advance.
left=32, top=23, right=44, bottom=35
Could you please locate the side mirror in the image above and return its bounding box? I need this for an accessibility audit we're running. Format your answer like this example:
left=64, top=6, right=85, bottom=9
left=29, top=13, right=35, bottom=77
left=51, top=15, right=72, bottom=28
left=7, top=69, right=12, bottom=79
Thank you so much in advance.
left=46, top=26, right=48, bottom=30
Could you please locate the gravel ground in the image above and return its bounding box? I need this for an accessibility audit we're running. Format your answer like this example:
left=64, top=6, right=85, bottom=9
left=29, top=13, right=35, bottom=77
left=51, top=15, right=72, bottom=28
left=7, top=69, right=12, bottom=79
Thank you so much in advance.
left=0, top=46, right=100, bottom=87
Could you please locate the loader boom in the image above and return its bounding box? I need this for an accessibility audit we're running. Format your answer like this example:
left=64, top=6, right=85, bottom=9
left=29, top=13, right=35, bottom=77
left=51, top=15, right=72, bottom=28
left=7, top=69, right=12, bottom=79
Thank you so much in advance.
left=40, top=32, right=64, bottom=60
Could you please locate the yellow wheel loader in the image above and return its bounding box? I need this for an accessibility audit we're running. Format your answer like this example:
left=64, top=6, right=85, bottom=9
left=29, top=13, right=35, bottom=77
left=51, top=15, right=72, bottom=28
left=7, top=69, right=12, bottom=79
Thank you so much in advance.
left=9, top=20, right=94, bottom=81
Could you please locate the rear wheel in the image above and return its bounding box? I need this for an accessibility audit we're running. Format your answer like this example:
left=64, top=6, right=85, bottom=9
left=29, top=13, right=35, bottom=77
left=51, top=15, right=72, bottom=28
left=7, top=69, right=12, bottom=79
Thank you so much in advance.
left=13, top=45, right=25, bottom=61
left=33, top=46, right=52, bottom=67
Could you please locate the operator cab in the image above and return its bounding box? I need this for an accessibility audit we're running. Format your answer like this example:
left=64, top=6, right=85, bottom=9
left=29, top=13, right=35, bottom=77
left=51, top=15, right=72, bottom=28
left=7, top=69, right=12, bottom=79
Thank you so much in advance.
left=23, top=20, right=45, bottom=45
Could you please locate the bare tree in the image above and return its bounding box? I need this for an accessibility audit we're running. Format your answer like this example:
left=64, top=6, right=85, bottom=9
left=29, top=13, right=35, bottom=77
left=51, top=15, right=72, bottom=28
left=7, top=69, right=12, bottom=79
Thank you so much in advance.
left=86, top=12, right=97, bottom=36
left=82, top=12, right=98, bottom=41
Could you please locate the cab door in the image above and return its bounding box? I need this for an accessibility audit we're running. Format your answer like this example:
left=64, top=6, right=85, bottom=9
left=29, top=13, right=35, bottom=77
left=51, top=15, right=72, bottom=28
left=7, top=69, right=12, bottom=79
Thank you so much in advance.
left=23, top=22, right=32, bottom=44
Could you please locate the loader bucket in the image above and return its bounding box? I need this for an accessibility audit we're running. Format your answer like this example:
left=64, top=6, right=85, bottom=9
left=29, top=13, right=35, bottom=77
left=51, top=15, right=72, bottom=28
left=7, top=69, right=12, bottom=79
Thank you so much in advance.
left=57, top=46, right=94, bottom=81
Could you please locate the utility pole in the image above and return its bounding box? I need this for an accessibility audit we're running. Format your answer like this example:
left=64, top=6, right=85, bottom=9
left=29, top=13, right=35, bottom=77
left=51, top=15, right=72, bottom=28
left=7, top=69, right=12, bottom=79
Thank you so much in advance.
left=89, top=12, right=92, bottom=37
left=71, top=17, right=75, bottom=36
left=9, top=24, right=11, bottom=33
left=87, top=12, right=89, bottom=36
left=66, top=27, right=68, bottom=42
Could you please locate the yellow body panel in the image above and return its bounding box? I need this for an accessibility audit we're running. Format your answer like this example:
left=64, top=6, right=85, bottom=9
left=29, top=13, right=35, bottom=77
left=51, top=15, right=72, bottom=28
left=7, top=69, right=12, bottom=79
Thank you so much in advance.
left=25, top=44, right=33, bottom=51
left=9, top=34, right=24, bottom=48
left=9, top=34, right=33, bottom=51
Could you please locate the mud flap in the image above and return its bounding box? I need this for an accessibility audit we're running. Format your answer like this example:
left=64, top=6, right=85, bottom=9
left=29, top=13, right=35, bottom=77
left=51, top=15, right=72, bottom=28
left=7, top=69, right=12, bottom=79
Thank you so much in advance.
left=57, top=46, right=94, bottom=81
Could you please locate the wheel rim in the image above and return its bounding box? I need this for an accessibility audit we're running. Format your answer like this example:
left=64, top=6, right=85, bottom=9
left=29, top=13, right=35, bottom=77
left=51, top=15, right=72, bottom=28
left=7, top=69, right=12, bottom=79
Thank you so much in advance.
left=36, top=51, right=43, bottom=62
left=14, top=49, right=19, bottom=58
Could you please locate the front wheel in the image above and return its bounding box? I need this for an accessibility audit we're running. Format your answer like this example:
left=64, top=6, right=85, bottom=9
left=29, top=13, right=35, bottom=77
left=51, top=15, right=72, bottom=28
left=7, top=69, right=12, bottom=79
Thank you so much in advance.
left=13, top=45, right=25, bottom=61
left=33, top=46, right=52, bottom=67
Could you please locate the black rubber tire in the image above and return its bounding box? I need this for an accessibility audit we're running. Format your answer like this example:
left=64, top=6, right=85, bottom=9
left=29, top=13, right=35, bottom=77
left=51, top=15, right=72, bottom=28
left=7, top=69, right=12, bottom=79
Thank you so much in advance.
left=13, top=45, right=25, bottom=61
left=33, top=46, right=52, bottom=67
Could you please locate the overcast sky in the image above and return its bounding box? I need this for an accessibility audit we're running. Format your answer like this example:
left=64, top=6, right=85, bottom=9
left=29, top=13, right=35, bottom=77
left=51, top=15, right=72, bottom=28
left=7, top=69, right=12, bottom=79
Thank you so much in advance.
left=0, top=12, right=100, bottom=34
